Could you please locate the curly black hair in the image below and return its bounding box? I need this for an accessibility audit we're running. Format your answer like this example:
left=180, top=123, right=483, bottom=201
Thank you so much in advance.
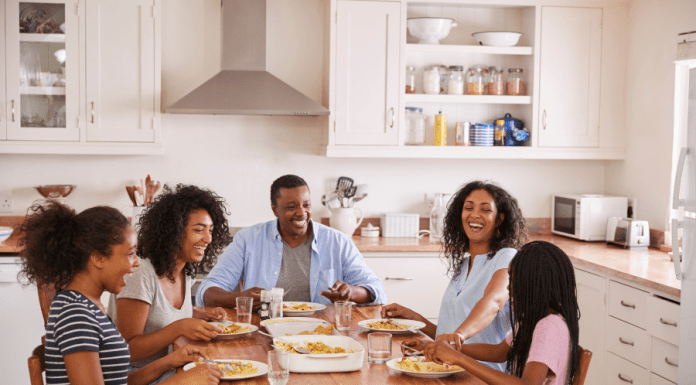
left=136, top=184, right=231, bottom=281
left=443, top=180, right=527, bottom=279
left=270, top=175, right=308, bottom=206
left=19, top=202, right=131, bottom=291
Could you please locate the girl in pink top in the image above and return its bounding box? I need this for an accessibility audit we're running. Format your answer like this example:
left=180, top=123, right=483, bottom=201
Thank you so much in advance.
left=419, top=241, right=580, bottom=385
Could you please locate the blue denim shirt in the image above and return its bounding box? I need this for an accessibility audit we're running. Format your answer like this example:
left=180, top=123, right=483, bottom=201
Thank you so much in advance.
left=196, top=219, right=387, bottom=306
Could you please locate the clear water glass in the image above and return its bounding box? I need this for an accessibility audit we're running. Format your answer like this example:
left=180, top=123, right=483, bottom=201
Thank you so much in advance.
left=368, top=332, right=392, bottom=363
left=236, top=297, right=253, bottom=324
left=270, top=288, right=284, bottom=318
left=267, top=350, right=290, bottom=385
left=334, top=301, right=352, bottom=331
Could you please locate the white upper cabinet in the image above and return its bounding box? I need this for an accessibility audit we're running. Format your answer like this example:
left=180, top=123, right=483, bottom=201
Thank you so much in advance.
left=0, top=1, right=5, bottom=139
left=537, top=6, right=602, bottom=148
left=333, top=0, right=401, bottom=145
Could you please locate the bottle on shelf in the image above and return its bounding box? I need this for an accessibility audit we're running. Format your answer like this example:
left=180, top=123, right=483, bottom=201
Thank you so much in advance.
left=507, top=68, right=526, bottom=96
left=406, top=66, right=416, bottom=94
left=434, top=110, right=447, bottom=146
left=405, top=107, right=426, bottom=145
left=423, top=65, right=441, bottom=95
left=447, top=66, right=465, bottom=95
left=488, top=66, right=505, bottom=95
left=455, top=122, right=471, bottom=146
left=430, top=193, right=446, bottom=243
left=494, top=119, right=506, bottom=146
left=466, top=65, right=489, bottom=95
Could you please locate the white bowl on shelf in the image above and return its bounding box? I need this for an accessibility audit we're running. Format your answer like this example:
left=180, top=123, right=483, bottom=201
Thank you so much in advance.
left=407, top=18, right=457, bottom=45
left=472, top=31, right=522, bottom=47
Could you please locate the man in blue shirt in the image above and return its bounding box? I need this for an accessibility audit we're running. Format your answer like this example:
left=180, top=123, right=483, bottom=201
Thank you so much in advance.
left=196, top=175, right=386, bottom=308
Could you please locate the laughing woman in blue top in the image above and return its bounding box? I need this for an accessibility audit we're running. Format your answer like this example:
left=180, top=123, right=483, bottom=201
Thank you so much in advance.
left=382, top=181, right=527, bottom=371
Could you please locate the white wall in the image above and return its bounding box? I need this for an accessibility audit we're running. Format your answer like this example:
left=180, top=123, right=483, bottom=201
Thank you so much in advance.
left=0, top=0, right=607, bottom=227
left=604, top=0, right=696, bottom=230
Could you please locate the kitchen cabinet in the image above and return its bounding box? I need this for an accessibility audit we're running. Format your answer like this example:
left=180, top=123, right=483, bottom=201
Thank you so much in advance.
left=333, top=0, right=400, bottom=145
left=0, top=0, right=161, bottom=154
left=0, top=1, right=5, bottom=139
left=575, top=267, right=607, bottom=385
left=537, top=6, right=601, bottom=147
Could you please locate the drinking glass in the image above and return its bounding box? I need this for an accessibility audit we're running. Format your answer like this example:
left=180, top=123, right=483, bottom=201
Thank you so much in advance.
left=334, top=301, right=352, bottom=331
left=236, top=297, right=253, bottom=324
left=368, top=332, right=392, bottom=363
left=267, top=350, right=290, bottom=385
left=270, top=288, right=284, bottom=318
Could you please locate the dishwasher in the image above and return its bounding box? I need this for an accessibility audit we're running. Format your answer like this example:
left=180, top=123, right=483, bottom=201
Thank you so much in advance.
left=0, top=255, right=46, bottom=384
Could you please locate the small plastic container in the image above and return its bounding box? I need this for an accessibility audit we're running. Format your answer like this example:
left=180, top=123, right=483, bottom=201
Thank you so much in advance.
left=405, top=66, right=416, bottom=94
left=422, top=65, right=441, bottom=95
left=507, top=68, right=526, bottom=96
left=361, top=223, right=380, bottom=237
left=447, top=65, right=464, bottom=95
left=404, top=107, right=426, bottom=145
left=488, top=66, right=505, bottom=95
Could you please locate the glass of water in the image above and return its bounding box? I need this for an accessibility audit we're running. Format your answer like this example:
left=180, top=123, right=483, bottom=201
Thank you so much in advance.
left=267, top=350, right=290, bottom=385
left=334, top=301, right=352, bottom=331
left=236, top=297, right=253, bottom=324
left=368, top=332, right=392, bottom=363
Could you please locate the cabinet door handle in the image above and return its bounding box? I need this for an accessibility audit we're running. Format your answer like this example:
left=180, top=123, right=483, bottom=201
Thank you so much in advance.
left=389, top=107, right=394, bottom=128
left=11, top=100, right=15, bottom=122
left=620, top=300, right=635, bottom=309
left=618, top=337, right=634, bottom=346
left=665, top=357, right=678, bottom=367
left=385, top=277, right=414, bottom=280
left=618, top=373, right=633, bottom=383
left=542, top=109, right=546, bottom=130
left=659, top=318, right=678, bottom=327
left=91, top=102, right=95, bottom=123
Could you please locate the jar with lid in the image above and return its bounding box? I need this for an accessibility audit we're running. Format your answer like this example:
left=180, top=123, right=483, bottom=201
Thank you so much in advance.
left=506, top=68, right=525, bottom=96
left=404, top=107, right=426, bottom=145
left=405, top=66, right=416, bottom=94
left=466, top=65, right=489, bottom=95
left=447, top=66, right=464, bottom=95
left=488, top=66, right=505, bottom=95
left=422, top=65, right=441, bottom=95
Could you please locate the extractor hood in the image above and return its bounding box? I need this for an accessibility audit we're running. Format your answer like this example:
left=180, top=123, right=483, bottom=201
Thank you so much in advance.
left=165, top=0, right=329, bottom=116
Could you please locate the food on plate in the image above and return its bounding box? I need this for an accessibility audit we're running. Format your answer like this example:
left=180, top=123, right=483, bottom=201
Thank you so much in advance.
left=195, top=361, right=258, bottom=377
left=366, top=320, right=410, bottom=330
left=276, top=340, right=357, bottom=354
left=395, top=357, right=463, bottom=373
left=217, top=323, right=253, bottom=335
left=287, top=324, right=334, bottom=336
left=283, top=302, right=316, bottom=311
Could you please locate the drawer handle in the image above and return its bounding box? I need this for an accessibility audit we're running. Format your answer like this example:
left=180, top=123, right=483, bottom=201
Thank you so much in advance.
left=619, top=337, right=634, bottom=346
left=620, top=300, right=636, bottom=309
left=665, top=357, right=678, bottom=367
left=385, top=277, right=414, bottom=280
left=618, top=374, right=633, bottom=383
left=660, top=318, right=678, bottom=327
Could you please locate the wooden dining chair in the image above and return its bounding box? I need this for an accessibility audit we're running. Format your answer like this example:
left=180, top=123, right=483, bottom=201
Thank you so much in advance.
left=37, top=282, right=56, bottom=329
left=27, top=342, right=45, bottom=385
left=572, top=345, right=593, bottom=385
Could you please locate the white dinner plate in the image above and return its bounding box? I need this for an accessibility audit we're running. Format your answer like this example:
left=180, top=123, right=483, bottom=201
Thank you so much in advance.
left=358, top=318, right=426, bottom=333
left=208, top=320, right=258, bottom=339
left=282, top=302, right=327, bottom=316
left=183, top=359, right=268, bottom=380
left=386, top=357, right=464, bottom=378
left=260, top=317, right=329, bottom=327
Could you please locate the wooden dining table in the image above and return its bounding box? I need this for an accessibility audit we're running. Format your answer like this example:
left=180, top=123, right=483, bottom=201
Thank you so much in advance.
left=173, top=304, right=486, bottom=384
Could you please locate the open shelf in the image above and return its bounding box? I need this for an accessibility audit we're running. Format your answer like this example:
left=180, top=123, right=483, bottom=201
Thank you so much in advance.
left=19, top=33, right=65, bottom=43
left=406, top=43, right=533, bottom=55
left=405, top=94, right=531, bottom=104
left=20, top=86, right=66, bottom=95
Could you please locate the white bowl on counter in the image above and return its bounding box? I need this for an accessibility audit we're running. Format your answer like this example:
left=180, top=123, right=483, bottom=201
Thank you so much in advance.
left=407, top=18, right=457, bottom=44
left=0, top=227, right=13, bottom=243
left=472, top=31, right=522, bottom=47
left=272, top=335, right=364, bottom=373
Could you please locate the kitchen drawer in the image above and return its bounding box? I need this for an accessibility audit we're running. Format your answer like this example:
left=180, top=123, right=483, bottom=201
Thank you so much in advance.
left=650, top=373, right=676, bottom=385
left=651, top=337, right=679, bottom=383
left=606, top=352, right=650, bottom=385
left=609, top=280, right=648, bottom=329
left=646, top=296, right=680, bottom=346
left=607, top=316, right=651, bottom=369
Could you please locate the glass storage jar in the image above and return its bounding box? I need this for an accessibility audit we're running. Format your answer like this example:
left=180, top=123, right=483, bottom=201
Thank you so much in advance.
left=466, top=65, right=489, bottom=95
left=447, top=65, right=464, bottom=95
left=488, top=66, right=505, bottom=95
left=422, top=65, right=441, bottom=95
left=405, top=66, right=416, bottom=94
left=404, top=107, right=426, bottom=145
left=506, top=68, right=526, bottom=96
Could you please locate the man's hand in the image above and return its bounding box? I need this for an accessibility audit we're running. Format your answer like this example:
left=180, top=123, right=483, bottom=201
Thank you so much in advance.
left=320, top=280, right=352, bottom=302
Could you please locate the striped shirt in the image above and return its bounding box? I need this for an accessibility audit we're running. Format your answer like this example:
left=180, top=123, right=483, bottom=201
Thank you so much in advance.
left=45, top=290, right=130, bottom=385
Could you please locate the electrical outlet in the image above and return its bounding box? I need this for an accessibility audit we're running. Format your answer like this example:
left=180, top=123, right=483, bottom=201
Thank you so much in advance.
left=0, top=191, right=13, bottom=213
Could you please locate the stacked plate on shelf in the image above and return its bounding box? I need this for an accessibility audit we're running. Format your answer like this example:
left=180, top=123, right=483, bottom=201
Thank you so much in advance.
left=470, top=123, right=494, bottom=146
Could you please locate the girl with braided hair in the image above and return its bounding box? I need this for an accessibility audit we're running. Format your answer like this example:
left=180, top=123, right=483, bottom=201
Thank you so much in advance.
left=420, top=241, right=581, bottom=385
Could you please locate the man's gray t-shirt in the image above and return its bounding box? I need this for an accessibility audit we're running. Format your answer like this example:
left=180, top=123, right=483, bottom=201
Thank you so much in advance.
left=275, top=234, right=313, bottom=302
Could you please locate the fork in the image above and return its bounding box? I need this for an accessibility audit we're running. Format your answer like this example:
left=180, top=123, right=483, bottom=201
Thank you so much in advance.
left=256, top=330, right=311, bottom=354
left=202, top=360, right=241, bottom=371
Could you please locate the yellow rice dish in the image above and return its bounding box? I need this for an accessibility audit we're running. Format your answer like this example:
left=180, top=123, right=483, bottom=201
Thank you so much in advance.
left=366, top=320, right=410, bottom=330
left=276, top=340, right=357, bottom=354
left=396, top=357, right=463, bottom=373
left=195, top=361, right=258, bottom=377
left=287, top=324, right=334, bottom=336
left=217, top=323, right=253, bottom=335
left=283, top=303, right=315, bottom=311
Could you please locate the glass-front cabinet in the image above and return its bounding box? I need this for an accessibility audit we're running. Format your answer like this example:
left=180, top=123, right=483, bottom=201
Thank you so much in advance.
left=5, top=0, right=79, bottom=141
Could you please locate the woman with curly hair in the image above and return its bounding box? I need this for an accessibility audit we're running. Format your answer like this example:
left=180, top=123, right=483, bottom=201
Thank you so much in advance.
left=108, top=184, right=232, bottom=382
left=382, top=180, right=527, bottom=371
left=19, top=202, right=222, bottom=385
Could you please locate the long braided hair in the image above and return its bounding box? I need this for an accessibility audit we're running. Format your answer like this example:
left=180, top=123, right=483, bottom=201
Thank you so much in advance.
left=506, top=241, right=580, bottom=383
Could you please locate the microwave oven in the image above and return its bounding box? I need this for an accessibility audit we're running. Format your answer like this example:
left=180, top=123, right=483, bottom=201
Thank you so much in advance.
left=552, top=195, right=628, bottom=241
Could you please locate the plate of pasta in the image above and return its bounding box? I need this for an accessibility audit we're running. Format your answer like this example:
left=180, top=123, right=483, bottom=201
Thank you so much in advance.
left=209, top=320, right=258, bottom=339
left=358, top=318, right=426, bottom=333
left=183, top=359, right=268, bottom=380
left=386, top=357, right=464, bottom=378
left=282, top=302, right=326, bottom=316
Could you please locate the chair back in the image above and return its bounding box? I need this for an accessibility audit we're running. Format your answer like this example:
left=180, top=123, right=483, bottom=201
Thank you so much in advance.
left=27, top=343, right=45, bottom=385
left=572, top=345, right=593, bottom=385
left=38, top=282, right=56, bottom=329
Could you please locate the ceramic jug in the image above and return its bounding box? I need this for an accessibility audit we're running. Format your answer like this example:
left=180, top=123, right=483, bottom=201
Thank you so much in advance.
left=329, top=207, right=364, bottom=236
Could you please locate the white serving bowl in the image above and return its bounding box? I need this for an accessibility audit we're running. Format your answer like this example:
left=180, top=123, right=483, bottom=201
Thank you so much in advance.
left=472, top=31, right=522, bottom=47
left=0, top=226, right=13, bottom=243
left=407, top=18, right=457, bottom=45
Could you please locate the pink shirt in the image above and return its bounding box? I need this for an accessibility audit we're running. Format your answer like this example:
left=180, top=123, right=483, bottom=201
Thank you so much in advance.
left=505, top=314, right=570, bottom=385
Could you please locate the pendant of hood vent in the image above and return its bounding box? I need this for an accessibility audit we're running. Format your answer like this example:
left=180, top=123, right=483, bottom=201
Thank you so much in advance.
left=165, top=0, right=329, bottom=116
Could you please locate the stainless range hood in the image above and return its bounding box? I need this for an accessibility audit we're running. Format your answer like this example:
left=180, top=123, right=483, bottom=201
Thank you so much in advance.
left=165, top=0, right=329, bottom=116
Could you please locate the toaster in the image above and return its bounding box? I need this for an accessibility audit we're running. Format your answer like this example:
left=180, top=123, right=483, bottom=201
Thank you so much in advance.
left=605, top=217, right=650, bottom=250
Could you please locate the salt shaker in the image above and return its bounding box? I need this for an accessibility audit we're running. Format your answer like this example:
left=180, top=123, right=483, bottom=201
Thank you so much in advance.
left=259, top=290, right=271, bottom=321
